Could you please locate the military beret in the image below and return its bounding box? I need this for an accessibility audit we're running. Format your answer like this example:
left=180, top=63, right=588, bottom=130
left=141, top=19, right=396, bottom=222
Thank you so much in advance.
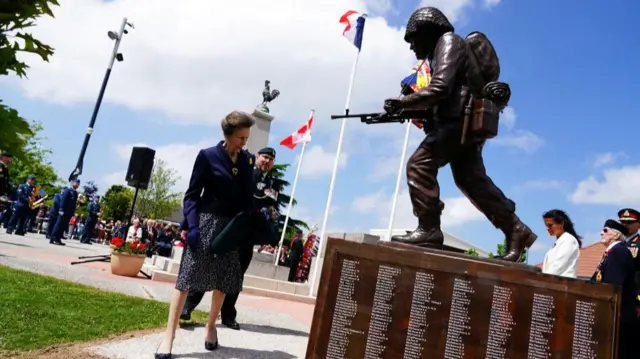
left=27, top=175, right=36, bottom=180
left=1, top=153, right=13, bottom=158
left=618, top=208, right=640, bottom=222
left=258, top=147, right=276, bottom=158
left=604, top=219, right=628, bottom=236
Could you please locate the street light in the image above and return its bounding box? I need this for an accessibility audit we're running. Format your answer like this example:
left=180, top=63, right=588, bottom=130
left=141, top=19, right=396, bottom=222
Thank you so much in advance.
left=68, top=17, right=135, bottom=182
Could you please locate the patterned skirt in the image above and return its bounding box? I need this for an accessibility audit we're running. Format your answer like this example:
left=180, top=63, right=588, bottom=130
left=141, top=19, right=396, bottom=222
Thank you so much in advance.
left=175, top=213, right=242, bottom=294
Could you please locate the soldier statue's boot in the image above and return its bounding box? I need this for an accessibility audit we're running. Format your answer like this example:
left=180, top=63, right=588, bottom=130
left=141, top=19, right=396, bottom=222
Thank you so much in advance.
left=390, top=216, right=444, bottom=248
left=495, top=215, right=538, bottom=262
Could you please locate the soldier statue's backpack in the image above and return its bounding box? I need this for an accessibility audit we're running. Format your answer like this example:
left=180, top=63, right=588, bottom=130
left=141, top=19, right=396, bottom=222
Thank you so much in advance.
left=462, top=31, right=510, bottom=141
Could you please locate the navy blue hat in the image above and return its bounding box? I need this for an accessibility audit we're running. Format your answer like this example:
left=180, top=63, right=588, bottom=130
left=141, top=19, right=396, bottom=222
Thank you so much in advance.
left=258, top=147, right=276, bottom=158
left=27, top=175, right=36, bottom=180
left=71, top=178, right=80, bottom=184
left=604, top=219, right=628, bottom=236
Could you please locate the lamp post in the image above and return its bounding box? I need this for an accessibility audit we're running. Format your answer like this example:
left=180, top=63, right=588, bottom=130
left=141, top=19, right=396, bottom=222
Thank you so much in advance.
left=68, top=17, right=135, bottom=181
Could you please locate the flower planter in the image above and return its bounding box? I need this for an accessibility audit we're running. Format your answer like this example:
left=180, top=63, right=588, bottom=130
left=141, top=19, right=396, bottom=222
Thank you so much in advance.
left=110, top=250, right=146, bottom=277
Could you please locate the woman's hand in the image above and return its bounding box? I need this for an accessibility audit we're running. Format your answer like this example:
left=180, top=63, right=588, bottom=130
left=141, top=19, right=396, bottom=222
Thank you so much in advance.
left=186, top=228, right=200, bottom=251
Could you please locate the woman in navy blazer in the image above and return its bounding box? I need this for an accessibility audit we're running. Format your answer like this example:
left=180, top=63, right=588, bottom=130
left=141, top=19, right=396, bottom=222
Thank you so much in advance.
left=156, top=111, right=256, bottom=358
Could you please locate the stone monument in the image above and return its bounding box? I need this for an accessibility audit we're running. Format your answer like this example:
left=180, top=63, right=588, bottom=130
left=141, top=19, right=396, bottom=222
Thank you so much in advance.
left=306, top=238, right=621, bottom=358
left=248, top=80, right=280, bottom=153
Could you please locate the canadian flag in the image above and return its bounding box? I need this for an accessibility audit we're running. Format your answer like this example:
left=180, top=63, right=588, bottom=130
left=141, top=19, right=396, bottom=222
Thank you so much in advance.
left=279, top=112, right=314, bottom=150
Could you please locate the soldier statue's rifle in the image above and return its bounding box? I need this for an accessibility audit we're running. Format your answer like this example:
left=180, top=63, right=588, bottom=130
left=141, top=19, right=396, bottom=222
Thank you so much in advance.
left=330, top=109, right=432, bottom=127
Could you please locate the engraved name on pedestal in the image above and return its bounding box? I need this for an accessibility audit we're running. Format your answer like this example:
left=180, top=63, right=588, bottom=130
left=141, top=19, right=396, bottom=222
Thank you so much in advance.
left=364, top=265, right=401, bottom=359
left=526, top=293, right=556, bottom=359
left=485, top=285, right=516, bottom=359
left=444, top=278, right=475, bottom=359
left=403, top=272, right=441, bottom=359
left=571, top=300, right=598, bottom=359
left=326, top=259, right=361, bottom=359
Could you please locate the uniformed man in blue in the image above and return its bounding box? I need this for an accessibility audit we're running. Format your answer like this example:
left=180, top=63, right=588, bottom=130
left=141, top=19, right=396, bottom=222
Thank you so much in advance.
left=50, top=179, right=80, bottom=246
left=6, top=175, right=36, bottom=235
left=81, top=195, right=100, bottom=244
left=0, top=153, right=12, bottom=199
left=591, top=219, right=638, bottom=359
left=0, top=153, right=14, bottom=225
left=180, top=146, right=280, bottom=330
left=46, top=189, right=64, bottom=239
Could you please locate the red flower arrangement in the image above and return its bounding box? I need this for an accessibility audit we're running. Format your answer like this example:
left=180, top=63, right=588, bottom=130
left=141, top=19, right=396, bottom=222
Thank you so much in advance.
left=110, top=237, right=147, bottom=255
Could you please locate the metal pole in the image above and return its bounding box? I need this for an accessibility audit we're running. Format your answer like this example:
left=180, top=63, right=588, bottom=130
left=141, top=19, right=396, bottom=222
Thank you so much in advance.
left=69, top=17, right=130, bottom=181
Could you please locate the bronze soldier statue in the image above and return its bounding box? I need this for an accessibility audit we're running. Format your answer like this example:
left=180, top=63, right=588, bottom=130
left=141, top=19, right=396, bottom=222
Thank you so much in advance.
left=384, top=7, right=537, bottom=262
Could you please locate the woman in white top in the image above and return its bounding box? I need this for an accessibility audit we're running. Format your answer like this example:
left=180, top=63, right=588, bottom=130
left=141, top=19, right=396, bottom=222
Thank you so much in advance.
left=541, top=209, right=582, bottom=278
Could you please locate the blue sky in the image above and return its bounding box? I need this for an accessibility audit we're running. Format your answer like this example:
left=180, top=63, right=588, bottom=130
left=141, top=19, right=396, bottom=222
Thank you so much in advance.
left=1, top=0, right=639, bottom=264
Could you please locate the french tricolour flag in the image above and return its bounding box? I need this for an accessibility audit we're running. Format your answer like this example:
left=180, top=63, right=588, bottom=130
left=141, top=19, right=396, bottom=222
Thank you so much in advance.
left=279, top=112, right=314, bottom=150
left=340, top=10, right=366, bottom=51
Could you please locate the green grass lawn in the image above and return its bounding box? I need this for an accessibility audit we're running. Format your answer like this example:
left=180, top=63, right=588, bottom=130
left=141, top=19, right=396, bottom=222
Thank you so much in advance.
left=0, top=265, right=206, bottom=352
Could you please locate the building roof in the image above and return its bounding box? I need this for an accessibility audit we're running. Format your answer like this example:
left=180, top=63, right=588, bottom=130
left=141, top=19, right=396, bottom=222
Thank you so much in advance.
left=535, top=241, right=604, bottom=278
left=368, top=228, right=490, bottom=257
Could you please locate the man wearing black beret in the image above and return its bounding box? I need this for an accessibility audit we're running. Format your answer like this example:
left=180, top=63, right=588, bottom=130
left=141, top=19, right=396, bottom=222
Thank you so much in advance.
left=593, top=219, right=638, bottom=359
left=180, top=147, right=279, bottom=330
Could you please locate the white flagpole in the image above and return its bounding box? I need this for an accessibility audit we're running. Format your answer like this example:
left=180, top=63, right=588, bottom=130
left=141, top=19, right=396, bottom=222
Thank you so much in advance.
left=308, top=49, right=361, bottom=297
left=385, top=122, right=412, bottom=241
left=274, top=110, right=314, bottom=265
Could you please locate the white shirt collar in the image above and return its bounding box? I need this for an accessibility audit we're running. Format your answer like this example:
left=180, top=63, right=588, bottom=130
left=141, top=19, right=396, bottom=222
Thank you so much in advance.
left=606, top=241, right=621, bottom=252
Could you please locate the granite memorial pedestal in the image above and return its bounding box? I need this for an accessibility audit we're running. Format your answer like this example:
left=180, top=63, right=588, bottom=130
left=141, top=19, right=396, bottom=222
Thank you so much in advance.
left=306, top=238, right=620, bottom=359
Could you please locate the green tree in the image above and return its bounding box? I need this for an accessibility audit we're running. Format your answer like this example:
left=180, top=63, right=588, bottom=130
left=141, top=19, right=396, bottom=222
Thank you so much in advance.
left=0, top=103, right=33, bottom=159
left=0, top=0, right=59, bottom=77
left=487, top=239, right=527, bottom=263
left=101, top=185, right=134, bottom=221
left=135, top=159, right=182, bottom=220
left=0, top=1, right=59, bottom=157
left=7, top=121, right=62, bottom=197
left=270, top=163, right=309, bottom=245
left=464, top=248, right=480, bottom=257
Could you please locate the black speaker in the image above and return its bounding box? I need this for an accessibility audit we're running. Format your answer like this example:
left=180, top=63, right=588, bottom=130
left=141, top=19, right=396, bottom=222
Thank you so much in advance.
left=125, top=147, right=156, bottom=190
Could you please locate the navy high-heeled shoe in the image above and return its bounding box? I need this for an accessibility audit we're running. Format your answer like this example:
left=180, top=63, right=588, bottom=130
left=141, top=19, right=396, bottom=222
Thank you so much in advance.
left=155, top=353, right=172, bottom=359
left=204, top=340, right=219, bottom=351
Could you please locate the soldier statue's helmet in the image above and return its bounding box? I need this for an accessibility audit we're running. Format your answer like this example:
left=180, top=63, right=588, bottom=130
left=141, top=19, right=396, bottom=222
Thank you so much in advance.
left=404, top=7, right=455, bottom=43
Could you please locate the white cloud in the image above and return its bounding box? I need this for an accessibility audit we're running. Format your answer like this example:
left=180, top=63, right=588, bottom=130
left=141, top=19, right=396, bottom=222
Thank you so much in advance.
left=590, top=152, right=626, bottom=168
left=104, top=140, right=210, bottom=192
left=500, top=106, right=516, bottom=131
left=569, top=165, right=640, bottom=206
left=352, top=188, right=484, bottom=230
left=492, top=130, right=545, bottom=154
left=5, top=0, right=500, bottom=134
left=298, top=145, right=348, bottom=178
left=483, top=0, right=501, bottom=7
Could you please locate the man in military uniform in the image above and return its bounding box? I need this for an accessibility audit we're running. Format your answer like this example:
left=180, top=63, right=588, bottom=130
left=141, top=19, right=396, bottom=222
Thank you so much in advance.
left=619, top=209, right=640, bottom=312
left=0, top=153, right=14, bottom=226
left=382, top=7, right=537, bottom=262
left=591, top=219, right=637, bottom=359
left=6, top=175, right=36, bottom=235
left=181, top=147, right=279, bottom=330
left=50, top=179, right=80, bottom=245
left=46, top=189, right=64, bottom=239
left=0, top=153, right=12, bottom=198
left=81, top=195, right=100, bottom=244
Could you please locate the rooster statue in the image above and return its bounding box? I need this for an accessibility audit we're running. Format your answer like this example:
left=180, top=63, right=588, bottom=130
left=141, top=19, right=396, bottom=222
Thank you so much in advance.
left=257, top=80, right=280, bottom=113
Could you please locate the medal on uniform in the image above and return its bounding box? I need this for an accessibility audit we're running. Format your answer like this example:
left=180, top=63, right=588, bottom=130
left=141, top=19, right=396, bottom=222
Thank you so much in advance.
left=631, top=247, right=638, bottom=258
left=257, top=182, right=265, bottom=190
left=264, top=189, right=278, bottom=201
left=596, top=271, right=602, bottom=282
left=232, top=168, right=238, bottom=176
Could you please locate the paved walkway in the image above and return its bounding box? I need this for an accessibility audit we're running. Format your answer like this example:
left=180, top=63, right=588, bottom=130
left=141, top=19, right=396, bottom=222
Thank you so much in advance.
left=0, top=232, right=313, bottom=358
